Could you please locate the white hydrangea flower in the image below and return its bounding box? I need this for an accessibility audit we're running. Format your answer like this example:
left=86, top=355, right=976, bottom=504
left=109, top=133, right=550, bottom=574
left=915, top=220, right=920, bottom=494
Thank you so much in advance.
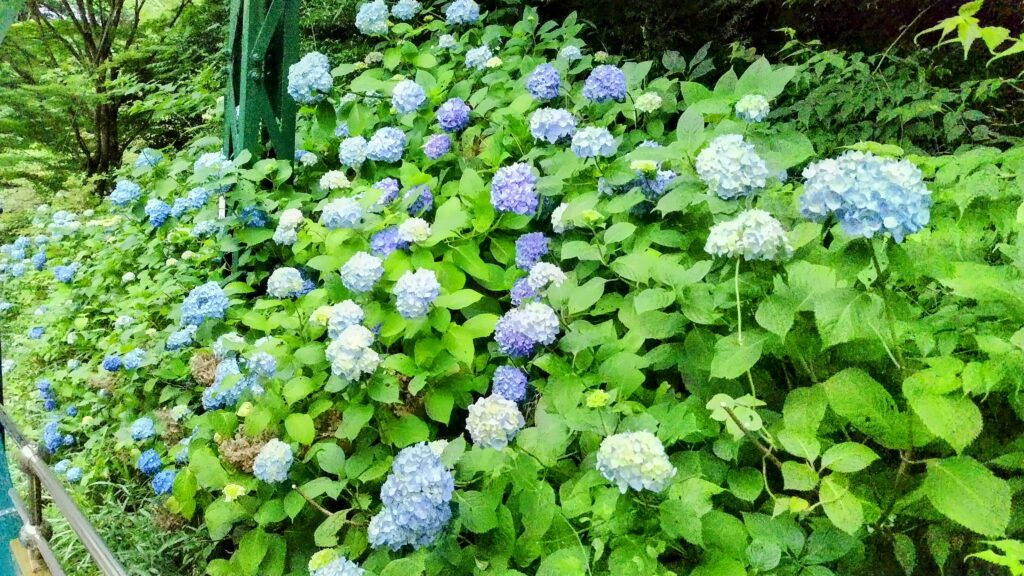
left=320, top=170, right=351, bottom=190
left=704, top=209, right=793, bottom=262
left=398, top=218, right=432, bottom=243
left=634, top=92, right=663, bottom=113
left=596, top=431, right=676, bottom=493
left=326, top=325, right=380, bottom=381
left=526, top=262, right=566, bottom=291
left=466, top=395, right=525, bottom=449
left=551, top=203, right=570, bottom=234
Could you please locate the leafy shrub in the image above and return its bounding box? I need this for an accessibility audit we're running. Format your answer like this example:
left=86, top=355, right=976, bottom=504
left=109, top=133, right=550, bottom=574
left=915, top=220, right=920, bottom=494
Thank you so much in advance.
left=2, top=2, right=1024, bottom=576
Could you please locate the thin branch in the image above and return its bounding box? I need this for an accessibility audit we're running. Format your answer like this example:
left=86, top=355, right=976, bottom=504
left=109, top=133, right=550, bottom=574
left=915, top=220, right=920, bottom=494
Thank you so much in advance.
left=722, top=405, right=785, bottom=470
left=290, top=484, right=332, bottom=517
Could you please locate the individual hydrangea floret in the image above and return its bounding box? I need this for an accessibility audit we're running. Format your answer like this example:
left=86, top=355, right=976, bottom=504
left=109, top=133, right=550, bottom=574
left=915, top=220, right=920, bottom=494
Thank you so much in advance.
left=800, top=151, right=932, bottom=243
left=321, top=198, right=363, bottom=229
left=571, top=127, right=618, bottom=158
left=338, top=136, right=368, bottom=168
left=391, top=0, right=420, bottom=20
left=152, top=469, right=176, bottom=495
left=288, top=52, right=333, bottom=104
left=180, top=282, right=229, bottom=326
left=423, top=134, right=451, bottom=160
left=529, top=108, right=576, bottom=144
left=466, top=395, right=525, bottom=449
left=398, top=218, right=432, bottom=243
left=267, top=267, right=306, bottom=299
left=355, top=0, right=389, bottom=35
left=527, top=262, right=566, bottom=291
left=491, top=163, right=538, bottom=215
left=695, top=134, right=769, bottom=200
left=464, top=45, right=492, bottom=70
left=494, top=302, right=560, bottom=357
left=366, top=127, right=407, bottom=163
left=705, top=209, right=794, bottom=262
left=735, top=94, right=770, bottom=123
left=341, top=252, right=384, bottom=293
left=583, top=65, right=627, bottom=103
left=526, top=63, right=561, bottom=101
left=559, top=45, right=583, bottom=61
left=392, top=80, right=426, bottom=114
left=368, top=443, right=454, bottom=551
left=253, top=439, right=293, bottom=483
left=131, top=417, right=156, bottom=441
left=110, top=180, right=142, bottom=207
left=326, top=325, right=380, bottom=380
left=437, top=98, right=471, bottom=132
left=515, top=232, right=549, bottom=270
left=492, top=365, right=528, bottom=402
left=445, top=0, right=479, bottom=25
left=135, top=148, right=163, bottom=168
left=635, top=92, right=663, bottom=113
left=394, top=269, right=441, bottom=319
left=596, top=431, right=676, bottom=493
left=137, top=449, right=162, bottom=476
left=370, top=227, right=409, bottom=257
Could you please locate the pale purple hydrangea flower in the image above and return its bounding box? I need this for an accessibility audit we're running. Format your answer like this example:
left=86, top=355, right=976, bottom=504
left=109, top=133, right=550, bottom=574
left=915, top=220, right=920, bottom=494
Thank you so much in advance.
left=491, top=163, right=538, bottom=215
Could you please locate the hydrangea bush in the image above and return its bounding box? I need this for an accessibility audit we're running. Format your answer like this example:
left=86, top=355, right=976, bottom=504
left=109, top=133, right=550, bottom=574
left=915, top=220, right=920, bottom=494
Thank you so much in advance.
left=1, top=3, right=1024, bottom=576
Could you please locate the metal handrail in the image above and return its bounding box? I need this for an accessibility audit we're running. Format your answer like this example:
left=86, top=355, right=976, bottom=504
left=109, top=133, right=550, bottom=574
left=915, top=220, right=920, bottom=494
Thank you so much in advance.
left=0, top=406, right=128, bottom=576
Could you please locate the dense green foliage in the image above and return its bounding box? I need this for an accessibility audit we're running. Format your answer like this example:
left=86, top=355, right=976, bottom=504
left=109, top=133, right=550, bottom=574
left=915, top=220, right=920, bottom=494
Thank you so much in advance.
left=1, top=1, right=1024, bottom=576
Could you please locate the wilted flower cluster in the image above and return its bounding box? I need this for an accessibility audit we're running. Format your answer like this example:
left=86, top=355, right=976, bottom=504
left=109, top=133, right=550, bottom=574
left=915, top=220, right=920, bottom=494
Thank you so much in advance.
left=695, top=134, right=770, bottom=199
left=253, top=438, right=293, bottom=483
left=368, top=443, right=454, bottom=550
left=288, top=52, right=333, bottom=104
left=705, top=209, right=794, bottom=262
left=596, top=431, right=676, bottom=493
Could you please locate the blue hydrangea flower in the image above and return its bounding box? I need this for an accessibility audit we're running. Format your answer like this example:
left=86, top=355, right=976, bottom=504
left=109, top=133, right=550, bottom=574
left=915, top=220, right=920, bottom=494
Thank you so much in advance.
left=180, top=282, right=229, bottom=326
left=253, top=439, right=293, bottom=483
left=559, top=45, right=583, bottom=61
left=194, top=151, right=233, bottom=177
left=240, top=206, right=268, bottom=228
left=571, top=127, right=617, bottom=158
left=705, top=209, right=793, bottom=262
left=145, top=199, right=171, bottom=227
left=465, top=45, right=492, bottom=70
left=137, top=449, right=162, bottom=476
left=288, top=52, right=333, bottom=104
left=341, top=251, right=384, bottom=293
left=437, top=98, right=471, bottom=132
left=423, top=134, right=451, bottom=160
left=321, top=198, right=363, bottom=229
left=491, top=163, right=538, bottom=215
left=510, top=278, right=537, bottom=306
left=166, top=325, right=197, bottom=351
left=123, top=348, right=145, bottom=370
left=466, top=394, right=525, bottom=449
left=492, top=365, right=528, bottom=402
left=267, top=267, right=306, bottom=299
left=438, top=34, right=458, bottom=50
left=101, top=355, right=122, bottom=372
left=110, top=180, right=142, bottom=207
left=31, top=252, right=46, bottom=271
left=152, top=469, right=176, bottom=495
left=494, top=302, right=560, bottom=358
left=445, top=0, right=479, bottom=25
left=529, top=108, right=576, bottom=144
left=370, top=227, right=409, bottom=257
left=66, top=406, right=77, bottom=417
left=53, top=263, right=79, bottom=283
left=527, top=63, right=561, bottom=101
left=515, top=232, right=549, bottom=270
left=28, top=326, right=44, bottom=340
left=527, top=262, right=566, bottom=291
left=246, top=352, right=277, bottom=378
left=66, top=467, right=83, bottom=483
left=373, top=177, right=401, bottom=206
left=54, top=460, right=71, bottom=475
left=135, top=148, right=163, bottom=168
left=326, top=325, right=380, bottom=380
left=338, top=136, right=368, bottom=168
left=596, top=431, right=676, bottom=493
left=366, top=127, right=407, bottom=163
left=391, top=0, right=420, bottom=20
left=800, top=151, right=931, bottom=243
left=43, top=422, right=63, bottom=453
left=171, top=187, right=211, bottom=218
left=392, top=80, right=426, bottom=114
left=294, top=149, right=319, bottom=166
left=131, top=417, right=156, bottom=442
left=335, top=122, right=350, bottom=138
left=309, top=554, right=365, bottom=576
left=405, top=185, right=433, bottom=215
left=694, top=134, right=769, bottom=199
left=202, top=357, right=261, bottom=409
left=583, top=65, right=627, bottom=103
left=394, top=269, right=441, bottom=319
left=735, top=94, right=770, bottom=123
left=368, top=443, right=454, bottom=551
left=10, top=263, right=26, bottom=278
left=327, top=301, right=365, bottom=339
left=355, top=0, right=388, bottom=35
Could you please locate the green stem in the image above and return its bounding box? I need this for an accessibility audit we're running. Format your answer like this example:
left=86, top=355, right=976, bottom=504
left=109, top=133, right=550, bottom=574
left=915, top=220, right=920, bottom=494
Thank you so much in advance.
left=868, top=240, right=905, bottom=370
left=734, top=258, right=743, bottom=345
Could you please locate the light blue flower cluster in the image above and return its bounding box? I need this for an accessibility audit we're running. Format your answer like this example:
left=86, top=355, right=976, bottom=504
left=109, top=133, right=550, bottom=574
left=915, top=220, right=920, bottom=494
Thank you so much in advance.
left=131, top=417, right=156, bottom=441
left=152, top=469, right=176, bottom=495
left=338, top=136, right=368, bottom=168
left=180, top=282, right=229, bottom=326
left=527, top=64, right=561, bottom=101
left=423, top=134, right=451, bottom=159
left=31, top=252, right=46, bottom=271
left=191, top=220, right=221, bottom=238
left=515, top=232, right=549, bottom=270
left=445, top=0, right=479, bottom=25
left=288, top=52, right=333, bottom=104
left=37, top=379, right=56, bottom=411
left=373, top=177, right=400, bottom=207
left=705, top=209, right=793, bottom=262
left=368, top=443, right=454, bottom=550
left=341, top=251, right=384, bottom=293
left=735, top=94, right=770, bottom=123
left=392, top=79, right=426, bottom=114
left=491, top=365, right=527, bottom=402
left=559, top=45, right=583, bottom=61
left=202, top=357, right=262, bottom=409
left=145, top=199, right=171, bottom=227
left=321, top=198, right=363, bottom=229
left=366, top=127, right=407, bottom=163
left=28, top=326, right=44, bottom=340
left=466, top=394, right=525, bottom=449
left=247, top=351, right=277, bottom=378
left=583, top=65, right=627, bottom=103
left=171, top=186, right=211, bottom=218
left=464, top=45, right=492, bottom=70
left=571, top=127, right=617, bottom=158
left=393, top=269, right=440, bottom=319
left=0, top=302, right=12, bottom=315
left=326, top=324, right=380, bottom=380
left=695, top=134, right=769, bottom=199
left=355, top=0, right=389, bottom=35
left=437, top=98, right=471, bottom=132
left=529, top=108, right=576, bottom=143
left=166, top=325, right=197, bottom=351
left=137, top=449, right=162, bottom=476
left=66, top=467, right=83, bottom=484
left=273, top=208, right=305, bottom=245
left=135, top=148, right=163, bottom=168
left=110, top=180, right=141, bottom=207
left=43, top=421, right=68, bottom=453
left=800, top=151, right=932, bottom=243
left=370, top=227, right=409, bottom=257
left=253, top=439, right=293, bottom=483
left=268, top=267, right=306, bottom=299
left=309, top=553, right=365, bottom=576
left=124, top=348, right=146, bottom=370
left=391, top=0, right=420, bottom=20
left=53, top=263, right=79, bottom=283
left=327, top=301, right=364, bottom=339
left=295, top=150, right=319, bottom=167
left=240, top=206, right=268, bottom=228
left=494, top=302, right=560, bottom=358
left=596, top=431, right=676, bottom=493
left=491, top=163, right=538, bottom=214
left=193, top=151, right=234, bottom=179
left=437, top=34, right=458, bottom=50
